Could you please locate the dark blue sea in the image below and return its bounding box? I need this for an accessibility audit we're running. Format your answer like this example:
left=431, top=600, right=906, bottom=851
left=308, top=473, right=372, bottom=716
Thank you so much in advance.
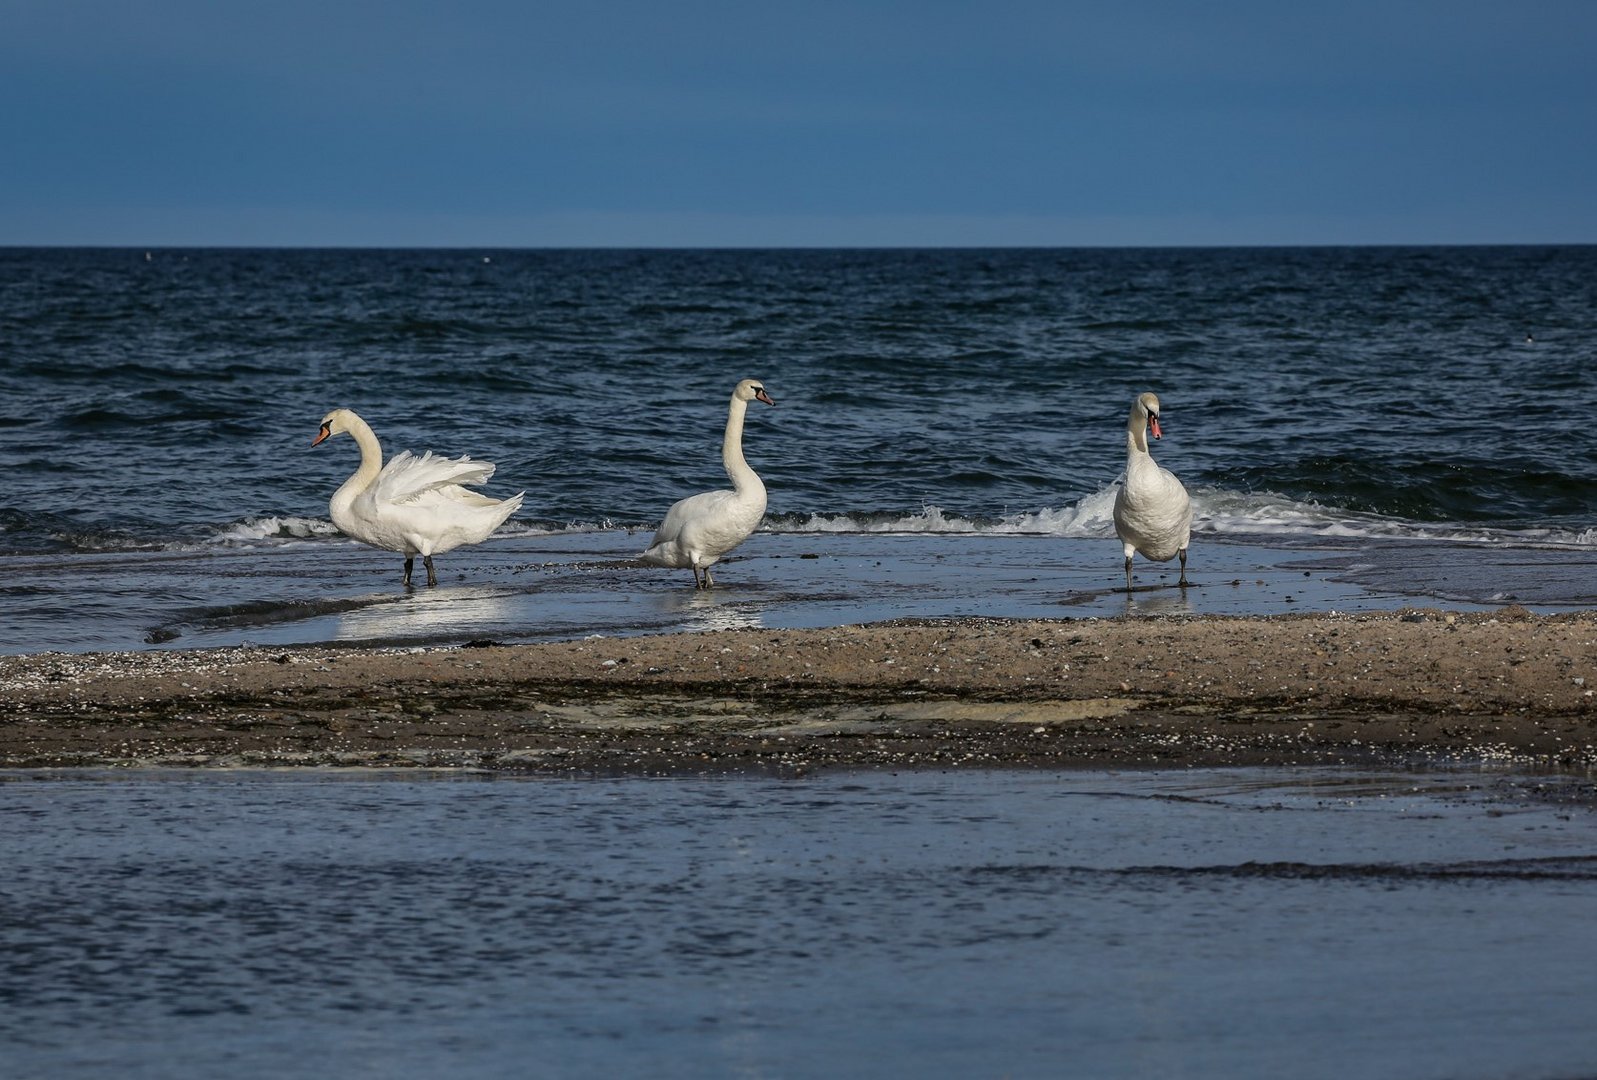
left=2, top=246, right=1595, bottom=650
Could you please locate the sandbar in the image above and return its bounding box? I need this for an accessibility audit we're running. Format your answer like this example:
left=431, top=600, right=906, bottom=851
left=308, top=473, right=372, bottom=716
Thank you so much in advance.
left=3, top=608, right=1596, bottom=773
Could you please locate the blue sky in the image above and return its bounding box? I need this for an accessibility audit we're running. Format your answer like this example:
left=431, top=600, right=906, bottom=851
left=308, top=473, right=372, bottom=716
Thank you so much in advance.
left=3, top=0, right=1595, bottom=246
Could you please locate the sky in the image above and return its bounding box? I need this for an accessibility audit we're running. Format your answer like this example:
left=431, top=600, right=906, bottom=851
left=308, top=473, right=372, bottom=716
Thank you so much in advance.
left=3, top=0, right=1595, bottom=247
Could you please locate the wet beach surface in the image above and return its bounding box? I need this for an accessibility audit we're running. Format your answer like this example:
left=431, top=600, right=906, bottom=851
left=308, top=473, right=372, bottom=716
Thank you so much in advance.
left=8, top=530, right=1597, bottom=655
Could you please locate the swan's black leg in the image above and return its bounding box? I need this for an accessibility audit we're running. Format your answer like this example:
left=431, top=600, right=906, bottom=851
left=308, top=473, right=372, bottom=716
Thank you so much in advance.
left=1178, top=547, right=1189, bottom=587
left=403, top=556, right=414, bottom=587
left=1124, top=555, right=1134, bottom=593
left=424, top=555, right=437, bottom=587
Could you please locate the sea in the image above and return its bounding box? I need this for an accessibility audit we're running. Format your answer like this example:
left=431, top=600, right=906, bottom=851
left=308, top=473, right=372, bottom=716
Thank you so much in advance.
left=5, top=248, right=1597, bottom=1078
left=1, top=245, right=1595, bottom=652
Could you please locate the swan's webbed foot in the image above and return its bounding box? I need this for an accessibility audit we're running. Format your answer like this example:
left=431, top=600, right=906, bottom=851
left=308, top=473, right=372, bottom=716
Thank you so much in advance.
left=424, top=555, right=438, bottom=587
left=403, top=556, right=415, bottom=588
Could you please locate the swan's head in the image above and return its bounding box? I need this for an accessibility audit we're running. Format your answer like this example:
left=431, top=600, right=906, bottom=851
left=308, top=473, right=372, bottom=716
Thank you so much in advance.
left=311, top=408, right=357, bottom=447
left=1134, top=392, right=1163, bottom=440
left=735, top=379, right=776, bottom=407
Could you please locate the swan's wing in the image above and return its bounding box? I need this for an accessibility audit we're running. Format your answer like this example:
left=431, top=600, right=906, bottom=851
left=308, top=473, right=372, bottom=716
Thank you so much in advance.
left=648, top=489, right=736, bottom=547
left=1159, top=467, right=1192, bottom=513
left=414, top=484, right=504, bottom=509
left=373, top=450, right=497, bottom=506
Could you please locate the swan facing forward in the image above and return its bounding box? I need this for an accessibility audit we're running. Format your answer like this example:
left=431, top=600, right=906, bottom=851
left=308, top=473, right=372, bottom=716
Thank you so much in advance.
left=641, top=379, right=775, bottom=588
left=1112, top=392, right=1192, bottom=592
left=312, top=408, right=524, bottom=587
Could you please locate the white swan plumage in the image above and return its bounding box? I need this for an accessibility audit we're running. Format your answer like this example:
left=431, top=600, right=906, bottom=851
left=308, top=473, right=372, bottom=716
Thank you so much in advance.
left=641, top=379, right=775, bottom=588
left=1112, top=391, right=1192, bottom=591
left=311, top=408, right=523, bottom=586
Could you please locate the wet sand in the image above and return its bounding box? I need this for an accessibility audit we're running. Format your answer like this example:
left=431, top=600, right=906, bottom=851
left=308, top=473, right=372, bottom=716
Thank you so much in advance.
left=4, top=607, right=1596, bottom=773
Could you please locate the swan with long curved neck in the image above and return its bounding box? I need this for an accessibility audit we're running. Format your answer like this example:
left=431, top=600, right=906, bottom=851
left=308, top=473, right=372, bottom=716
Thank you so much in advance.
left=311, top=408, right=524, bottom=587
left=641, top=379, right=776, bottom=588
left=1112, top=391, right=1192, bottom=592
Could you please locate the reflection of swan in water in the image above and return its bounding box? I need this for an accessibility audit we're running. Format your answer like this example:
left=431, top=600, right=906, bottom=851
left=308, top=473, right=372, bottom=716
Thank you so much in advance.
left=333, top=584, right=519, bottom=642
left=1122, top=587, right=1194, bottom=617
left=671, top=590, right=764, bottom=633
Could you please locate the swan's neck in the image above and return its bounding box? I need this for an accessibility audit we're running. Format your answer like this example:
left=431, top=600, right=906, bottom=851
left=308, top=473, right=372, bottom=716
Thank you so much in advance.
left=721, top=396, right=763, bottom=497
left=1125, top=413, right=1150, bottom=458
left=332, top=415, right=385, bottom=509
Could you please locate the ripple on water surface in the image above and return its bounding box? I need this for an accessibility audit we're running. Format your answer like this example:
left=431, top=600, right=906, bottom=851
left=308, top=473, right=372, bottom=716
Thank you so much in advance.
left=3, top=766, right=1597, bottom=1078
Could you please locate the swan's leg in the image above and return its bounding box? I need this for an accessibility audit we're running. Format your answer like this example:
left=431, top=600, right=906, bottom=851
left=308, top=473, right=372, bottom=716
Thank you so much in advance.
left=403, top=556, right=415, bottom=587
left=424, top=555, right=438, bottom=587
left=1123, top=555, right=1134, bottom=593
left=703, top=567, right=715, bottom=588
left=1178, top=547, right=1189, bottom=587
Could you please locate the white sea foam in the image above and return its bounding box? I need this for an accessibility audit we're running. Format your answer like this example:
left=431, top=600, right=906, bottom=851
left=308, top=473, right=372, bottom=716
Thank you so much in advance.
left=495, top=518, right=635, bottom=537
left=201, top=514, right=624, bottom=550
left=769, top=487, right=1597, bottom=549
left=177, top=493, right=1597, bottom=553
left=207, top=516, right=342, bottom=545
left=782, top=505, right=990, bottom=535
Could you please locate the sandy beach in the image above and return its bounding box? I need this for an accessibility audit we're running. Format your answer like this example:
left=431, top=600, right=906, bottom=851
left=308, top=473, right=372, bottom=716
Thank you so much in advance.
left=5, top=607, right=1595, bottom=773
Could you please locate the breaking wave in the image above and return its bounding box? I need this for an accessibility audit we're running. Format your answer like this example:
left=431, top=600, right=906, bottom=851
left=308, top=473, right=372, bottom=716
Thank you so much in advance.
left=765, top=486, right=1597, bottom=548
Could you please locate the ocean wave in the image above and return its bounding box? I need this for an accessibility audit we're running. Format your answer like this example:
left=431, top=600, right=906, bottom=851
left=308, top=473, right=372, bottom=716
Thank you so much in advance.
left=207, top=516, right=343, bottom=545
left=768, top=488, right=1121, bottom=538
left=201, top=515, right=625, bottom=550
left=5, top=489, right=1594, bottom=559
left=765, top=487, right=1597, bottom=548
left=1194, top=490, right=1597, bottom=547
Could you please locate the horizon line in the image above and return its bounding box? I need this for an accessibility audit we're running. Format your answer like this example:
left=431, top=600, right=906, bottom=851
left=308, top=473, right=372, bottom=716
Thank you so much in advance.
left=4, top=241, right=1595, bottom=252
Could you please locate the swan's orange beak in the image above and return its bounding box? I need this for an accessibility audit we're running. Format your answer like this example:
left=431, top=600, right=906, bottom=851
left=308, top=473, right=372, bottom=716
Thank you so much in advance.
left=311, top=424, right=331, bottom=447
left=755, top=388, right=776, bottom=407
left=1149, top=416, right=1163, bottom=440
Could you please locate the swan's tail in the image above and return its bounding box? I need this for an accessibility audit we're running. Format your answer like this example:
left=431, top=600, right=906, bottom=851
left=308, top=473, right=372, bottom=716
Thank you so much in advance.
left=472, top=490, right=524, bottom=537
left=639, top=538, right=685, bottom=567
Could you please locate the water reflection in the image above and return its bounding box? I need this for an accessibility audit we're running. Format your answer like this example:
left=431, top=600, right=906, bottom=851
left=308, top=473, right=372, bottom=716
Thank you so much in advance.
left=672, top=589, right=765, bottom=632
left=1122, top=584, right=1195, bottom=616
left=334, top=583, right=521, bottom=640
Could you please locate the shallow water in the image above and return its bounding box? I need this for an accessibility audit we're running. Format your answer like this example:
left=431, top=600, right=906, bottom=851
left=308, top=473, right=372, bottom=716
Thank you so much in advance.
left=4, top=766, right=1597, bottom=1079
left=8, top=530, right=1595, bottom=654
